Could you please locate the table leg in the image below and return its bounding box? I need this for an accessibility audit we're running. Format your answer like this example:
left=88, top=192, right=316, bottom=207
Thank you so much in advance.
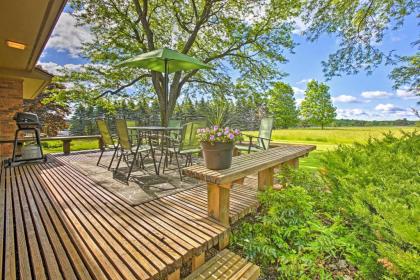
left=258, top=167, right=274, bottom=191
left=207, top=182, right=232, bottom=226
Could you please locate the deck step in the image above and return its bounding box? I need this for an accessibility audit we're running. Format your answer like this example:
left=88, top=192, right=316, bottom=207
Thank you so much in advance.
left=185, top=249, right=260, bottom=280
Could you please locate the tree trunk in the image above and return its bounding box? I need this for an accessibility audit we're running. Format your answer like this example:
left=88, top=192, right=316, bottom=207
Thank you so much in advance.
left=151, top=71, right=183, bottom=126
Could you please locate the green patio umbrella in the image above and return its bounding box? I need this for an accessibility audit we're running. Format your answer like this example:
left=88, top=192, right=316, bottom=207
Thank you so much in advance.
left=117, top=48, right=211, bottom=122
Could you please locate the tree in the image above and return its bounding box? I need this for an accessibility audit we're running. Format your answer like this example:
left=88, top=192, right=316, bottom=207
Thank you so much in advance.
left=267, top=82, right=299, bottom=128
left=23, top=83, right=70, bottom=136
left=300, top=80, right=336, bottom=129
left=60, top=0, right=301, bottom=125
left=302, top=0, right=419, bottom=91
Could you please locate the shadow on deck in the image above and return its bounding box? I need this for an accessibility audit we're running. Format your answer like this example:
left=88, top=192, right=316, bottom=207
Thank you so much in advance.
left=0, top=151, right=258, bottom=280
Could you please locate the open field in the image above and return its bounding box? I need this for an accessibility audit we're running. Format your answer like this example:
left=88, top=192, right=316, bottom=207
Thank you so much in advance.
left=246, top=126, right=418, bottom=170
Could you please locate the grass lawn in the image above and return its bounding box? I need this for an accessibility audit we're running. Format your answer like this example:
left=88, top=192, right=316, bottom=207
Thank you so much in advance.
left=245, top=126, right=417, bottom=170
left=42, top=139, right=100, bottom=154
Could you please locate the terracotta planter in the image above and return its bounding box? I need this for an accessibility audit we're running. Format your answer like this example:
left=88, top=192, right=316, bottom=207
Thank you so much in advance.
left=201, top=142, right=234, bottom=170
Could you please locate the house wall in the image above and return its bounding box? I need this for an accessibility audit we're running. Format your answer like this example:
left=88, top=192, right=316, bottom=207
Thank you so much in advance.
left=0, top=77, right=23, bottom=159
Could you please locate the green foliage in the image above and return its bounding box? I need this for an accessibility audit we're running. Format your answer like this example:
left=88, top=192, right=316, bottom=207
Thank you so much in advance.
left=232, top=132, right=420, bottom=279
left=301, top=0, right=419, bottom=90
left=267, top=82, right=299, bottom=128
left=390, top=52, right=420, bottom=92
left=62, top=0, right=301, bottom=124
left=300, top=80, right=336, bottom=129
left=232, top=186, right=356, bottom=279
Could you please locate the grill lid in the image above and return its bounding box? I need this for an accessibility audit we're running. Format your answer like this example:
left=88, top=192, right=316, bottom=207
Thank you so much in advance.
left=13, top=112, right=41, bottom=128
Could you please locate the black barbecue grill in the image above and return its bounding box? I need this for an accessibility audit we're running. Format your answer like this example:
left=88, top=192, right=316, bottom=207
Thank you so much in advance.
left=14, top=112, right=42, bottom=129
left=8, top=112, right=45, bottom=166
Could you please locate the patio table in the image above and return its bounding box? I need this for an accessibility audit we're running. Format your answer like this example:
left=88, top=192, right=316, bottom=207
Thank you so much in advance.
left=128, top=126, right=182, bottom=174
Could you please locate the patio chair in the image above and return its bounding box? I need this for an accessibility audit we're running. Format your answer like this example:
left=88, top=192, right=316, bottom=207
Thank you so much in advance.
left=114, top=119, right=157, bottom=181
left=162, top=119, right=207, bottom=179
left=126, top=119, right=140, bottom=143
left=168, top=119, right=182, bottom=140
left=96, top=118, right=118, bottom=170
left=236, top=117, right=274, bottom=154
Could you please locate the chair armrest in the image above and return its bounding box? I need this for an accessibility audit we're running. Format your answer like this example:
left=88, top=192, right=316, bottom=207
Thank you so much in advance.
left=255, top=136, right=271, bottom=141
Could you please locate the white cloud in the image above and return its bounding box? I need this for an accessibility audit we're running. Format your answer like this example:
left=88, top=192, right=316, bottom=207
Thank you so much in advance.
left=336, top=108, right=368, bottom=119
left=375, top=103, right=405, bottom=113
left=46, top=12, right=93, bottom=57
left=396, top=88, right=419, bottom=100
left=332, top=95, right=361, bottom=103
left=361, top=90, right=393, bottom=99
left=292, top=86, right=305, bottom=96
left=292, top=17, right=308, bottom=35
left=296, top=78, right=313, bottom=85
left=37, top=61, right=86, bottom=75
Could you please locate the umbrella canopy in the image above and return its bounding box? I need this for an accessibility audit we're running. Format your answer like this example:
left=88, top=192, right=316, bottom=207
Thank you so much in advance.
left=116, top=48, right=211, bottom=125
left=117, top=47, right=211, bottom=72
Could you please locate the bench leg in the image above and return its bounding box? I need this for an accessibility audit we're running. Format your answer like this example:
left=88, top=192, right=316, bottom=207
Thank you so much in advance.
left=207, top=183, right=231, bottom=226
left=63, top=140, right=71, bottom=155
left=192, top=252, right=205, bottom=271
left=218, top=231, right=230, bottom=250
left=285, top=158, right=299, bottom=169
left=167, top=269, right=180, bottom=280
left=258, top=167, right=274, bottom=191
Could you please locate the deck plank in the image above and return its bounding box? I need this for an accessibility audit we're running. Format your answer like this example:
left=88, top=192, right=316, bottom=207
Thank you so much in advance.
left=0, top=150, right=258, bottom=280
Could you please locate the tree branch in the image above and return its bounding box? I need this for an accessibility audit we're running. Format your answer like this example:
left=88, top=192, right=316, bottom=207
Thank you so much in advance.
left=96, top=74, right=151, bottom=99
left=133, top=0, right=155, bottom=50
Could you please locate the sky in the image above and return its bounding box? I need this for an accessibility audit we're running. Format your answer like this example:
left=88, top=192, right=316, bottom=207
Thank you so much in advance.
left=38, top=8, right=419, bottom=121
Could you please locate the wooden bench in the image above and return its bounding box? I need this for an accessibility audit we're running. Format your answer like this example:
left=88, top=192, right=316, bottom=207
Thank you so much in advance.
left=182, top=145, right=316, bottom=228
left=185, top=249, right=260, bottom=280
left=43, top=135, right=103, bottom=155
left=0, top=135, right=103, bottom=155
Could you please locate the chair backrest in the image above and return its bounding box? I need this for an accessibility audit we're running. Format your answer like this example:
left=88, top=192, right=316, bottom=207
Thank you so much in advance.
left=96, top=119, right=114, bottom=146
left=180, top=119, right=207, bottom=151
left=126, top=119, right=138, bottom=128
left=168, top=119, right=182, bottom=139
left=115, top=119, right=131, bottom=150
left=257, top=117, right=274, bottom=150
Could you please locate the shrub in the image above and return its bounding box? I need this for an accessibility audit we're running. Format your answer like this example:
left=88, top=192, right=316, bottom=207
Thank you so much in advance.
left=232, top=131, right=419, bottom=279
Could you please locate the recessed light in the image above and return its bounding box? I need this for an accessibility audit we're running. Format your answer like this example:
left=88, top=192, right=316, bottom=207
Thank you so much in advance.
left=5, top=40, right=26, bottom=50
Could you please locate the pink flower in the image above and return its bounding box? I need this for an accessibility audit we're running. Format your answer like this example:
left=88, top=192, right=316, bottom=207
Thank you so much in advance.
left=210, top=135, right=215, bottom=141
left=217, top=132, right=222, bottom=137
left=229, top=133, right=234, bottom=139
left=213, top=125, right=219, bottom=131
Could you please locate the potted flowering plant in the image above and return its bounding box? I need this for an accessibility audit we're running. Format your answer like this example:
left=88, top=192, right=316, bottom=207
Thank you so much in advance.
left=197, top=126, right=242, bottom=170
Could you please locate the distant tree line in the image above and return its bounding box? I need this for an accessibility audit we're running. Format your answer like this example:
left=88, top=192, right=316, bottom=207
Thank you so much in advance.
left=67, top=78, right=416, bottom=136
left=332, top=119, right=416, bottom=127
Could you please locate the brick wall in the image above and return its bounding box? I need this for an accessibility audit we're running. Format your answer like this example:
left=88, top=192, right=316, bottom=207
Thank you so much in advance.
left=0, top=78, right=23, bottom=159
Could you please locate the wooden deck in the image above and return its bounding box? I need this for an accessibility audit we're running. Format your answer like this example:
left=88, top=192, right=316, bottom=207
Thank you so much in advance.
left=0, top=157, right=258, bottom=279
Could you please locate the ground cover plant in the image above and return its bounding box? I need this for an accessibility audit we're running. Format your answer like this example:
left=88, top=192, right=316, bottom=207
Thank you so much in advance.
left=231, top=131, right=419, bottom=279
